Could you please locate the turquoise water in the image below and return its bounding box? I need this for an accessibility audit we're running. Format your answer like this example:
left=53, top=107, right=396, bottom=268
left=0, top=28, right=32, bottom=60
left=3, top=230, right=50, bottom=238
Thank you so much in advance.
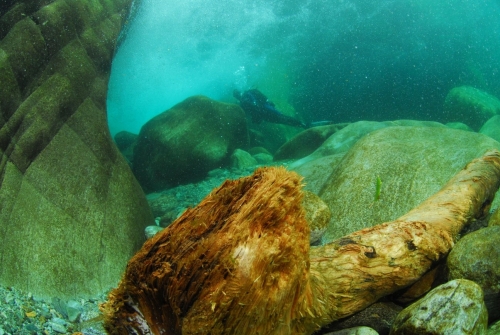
left=107, top=0, right=500, bottom=136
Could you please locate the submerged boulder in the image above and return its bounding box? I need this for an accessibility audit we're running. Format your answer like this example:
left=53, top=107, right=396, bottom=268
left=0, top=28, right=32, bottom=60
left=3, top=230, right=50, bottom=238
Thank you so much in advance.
left=274, top=123, right=348, bottom=161
left=132, top=96, right=249, bottom=192
left=290, top=120, right=446, bottom=171
left=444, top=85, right=500, bottom=130
left=480, top=115, right=500, bottom=143
left=319, top=126, right=500, bottom=242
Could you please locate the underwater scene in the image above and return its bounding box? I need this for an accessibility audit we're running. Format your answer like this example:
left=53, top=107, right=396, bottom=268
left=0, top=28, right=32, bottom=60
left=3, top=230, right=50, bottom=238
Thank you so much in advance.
left=1, top=0, right=500, bottom=334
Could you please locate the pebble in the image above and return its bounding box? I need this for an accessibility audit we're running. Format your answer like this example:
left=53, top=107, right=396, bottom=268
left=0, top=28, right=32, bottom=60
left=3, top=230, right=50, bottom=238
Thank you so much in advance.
left=0, top=285, right=107, bottom=335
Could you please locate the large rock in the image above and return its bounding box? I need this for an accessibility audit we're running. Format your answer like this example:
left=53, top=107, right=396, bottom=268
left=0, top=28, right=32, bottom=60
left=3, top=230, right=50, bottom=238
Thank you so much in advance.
left=274, top=123, right=347, bottom=161
left=390, top=279, right=488, bottom=335
left=292, top=153, right=345, bottom=194
left=480, top=114, right=500, bottom=143
left=0, top=0, right=153, bottom=299
left=290, top=120, right=446, bottom=171
left=132, top=95, right=249, bottom=192
left=444, top=85, right=500, bottom=130
left=319, top=126, right=500, bottom=242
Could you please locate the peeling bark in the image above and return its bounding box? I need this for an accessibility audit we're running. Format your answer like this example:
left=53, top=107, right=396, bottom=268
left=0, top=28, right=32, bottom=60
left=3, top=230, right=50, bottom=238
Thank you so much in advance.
left=102, top=150, right=500, bottom=335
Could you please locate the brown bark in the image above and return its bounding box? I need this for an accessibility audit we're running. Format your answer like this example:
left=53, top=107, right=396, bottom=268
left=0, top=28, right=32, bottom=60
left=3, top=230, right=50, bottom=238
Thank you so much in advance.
left=102, top=150, right=500, bottom=335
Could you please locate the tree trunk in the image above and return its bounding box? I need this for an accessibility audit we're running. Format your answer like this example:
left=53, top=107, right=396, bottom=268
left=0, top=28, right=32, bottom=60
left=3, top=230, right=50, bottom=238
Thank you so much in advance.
left=102, top=149, right=500, bottom=335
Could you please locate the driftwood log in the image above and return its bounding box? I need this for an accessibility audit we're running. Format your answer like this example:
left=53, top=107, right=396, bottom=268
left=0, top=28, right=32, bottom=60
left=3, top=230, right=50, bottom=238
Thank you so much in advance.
left=102, top=149, right=500, bottom=335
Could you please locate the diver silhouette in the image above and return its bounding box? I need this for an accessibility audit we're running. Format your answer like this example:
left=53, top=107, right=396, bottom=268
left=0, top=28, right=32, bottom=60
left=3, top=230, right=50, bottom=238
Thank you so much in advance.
left=233, top=89, right=307, bottom=128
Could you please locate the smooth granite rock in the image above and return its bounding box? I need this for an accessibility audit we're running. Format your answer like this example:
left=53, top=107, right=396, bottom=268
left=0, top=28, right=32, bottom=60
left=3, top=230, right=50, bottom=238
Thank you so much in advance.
left=318, top=126, right=500, bottom=242
left=0, top=0, right=153, bottom=299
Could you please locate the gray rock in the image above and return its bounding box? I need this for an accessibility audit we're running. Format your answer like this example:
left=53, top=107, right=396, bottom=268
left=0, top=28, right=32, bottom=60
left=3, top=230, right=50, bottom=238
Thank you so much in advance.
left=66, top=299, right=82, bottom=322
left=49, top=321, right=67, bottom=334
left=447, top=226, right=500, bottom=320
left=444, top=85, right=500, bottom=130
left=0, top=0, right=153, bottom=300
left=145, top=225, right=164, bottom=239
left=390, top=279, right=488, bottom=335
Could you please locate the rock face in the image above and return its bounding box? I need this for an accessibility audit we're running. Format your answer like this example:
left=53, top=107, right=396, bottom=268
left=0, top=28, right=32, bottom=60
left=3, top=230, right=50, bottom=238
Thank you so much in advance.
left=390, top=279, right=488, bottom=335
left=132, top=95, right=249, bottom=192
left=0, top=0, right=153, bottom=298
left=114, top=130, right=137, bottom=165
left=444, top=86, right=500, bottom=130
left=319, top=126, right=500, bottom=242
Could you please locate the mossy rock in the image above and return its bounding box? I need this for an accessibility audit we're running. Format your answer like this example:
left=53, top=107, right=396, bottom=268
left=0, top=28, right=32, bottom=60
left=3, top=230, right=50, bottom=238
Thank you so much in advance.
left=444, top=86, right=500, bottom=131
left=447, top=226, right=500, bottom=320
left=80, top=15, right=122, bottom=71
left=480, top=115, right=500, bottom=143
left=0, top=98, right=152, bottom=298
left=0, top=17, right=47, bottom=91
left=27, top=39, right=97, bottom=99
left=274, top=124, right=345, bottom=161
left=0, top=0, right=147, bottom=299
left=65, top=0, right=107, bottom=33
left=32, top=0, right=76, bottom=59
left=133, top=96, right=249, bottom=192
left=0, top=49, right=21, bottom=118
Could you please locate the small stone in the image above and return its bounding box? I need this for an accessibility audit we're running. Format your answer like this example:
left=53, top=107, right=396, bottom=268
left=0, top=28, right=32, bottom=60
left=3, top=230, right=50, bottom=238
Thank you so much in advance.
left=4, top=293, right=13, bottom=303
left=52, top=316, right=66, bottom=325
left=66, top=300, right=82, bottom=322
left=145, top=225, right=163, bottom=239
left=49, top=321, right=67, bottom=334
left=230, top=149, right=257, bottom=170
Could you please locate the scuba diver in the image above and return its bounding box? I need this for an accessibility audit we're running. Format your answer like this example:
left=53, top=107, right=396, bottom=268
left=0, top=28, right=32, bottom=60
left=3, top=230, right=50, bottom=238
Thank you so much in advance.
left=233, top=89, right=307, bottom=128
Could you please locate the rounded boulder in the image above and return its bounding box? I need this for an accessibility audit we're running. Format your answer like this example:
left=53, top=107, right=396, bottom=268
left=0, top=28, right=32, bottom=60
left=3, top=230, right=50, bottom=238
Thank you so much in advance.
left=132, top=96, right=249, bottom=192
